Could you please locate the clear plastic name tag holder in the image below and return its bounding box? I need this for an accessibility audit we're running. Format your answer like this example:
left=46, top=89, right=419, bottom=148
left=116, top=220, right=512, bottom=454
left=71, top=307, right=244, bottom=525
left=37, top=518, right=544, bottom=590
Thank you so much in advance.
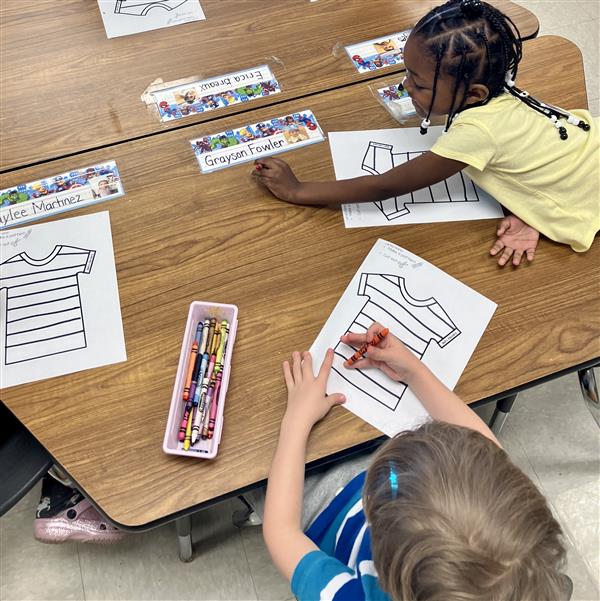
left=369, top=79, right=417, bottom=124
left=141, top=60, right=286, bottom=125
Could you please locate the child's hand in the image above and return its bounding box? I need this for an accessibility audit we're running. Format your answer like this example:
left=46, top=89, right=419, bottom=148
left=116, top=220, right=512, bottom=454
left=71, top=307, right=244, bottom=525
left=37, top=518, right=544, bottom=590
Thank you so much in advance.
left=341, top=322, right=422, bottom=384
left=490, top=215, right=539, bottom=266
left=282, top=349, right=345, bottom=430
left=253, top=157, right=302, bottom=203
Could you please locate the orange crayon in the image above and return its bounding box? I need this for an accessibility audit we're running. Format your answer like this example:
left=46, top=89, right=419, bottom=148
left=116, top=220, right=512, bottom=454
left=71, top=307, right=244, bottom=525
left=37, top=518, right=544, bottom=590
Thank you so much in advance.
left=345, top=328, right=389, bottom=366
left=182, top=341, right=199, bottom=401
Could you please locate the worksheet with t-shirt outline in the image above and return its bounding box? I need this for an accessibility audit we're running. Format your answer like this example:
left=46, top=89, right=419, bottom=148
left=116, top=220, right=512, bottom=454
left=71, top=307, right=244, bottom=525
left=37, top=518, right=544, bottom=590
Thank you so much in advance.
left=0, top=211, right=126, bottom=388
left=361, top=142, right=482, bottom=221
left=97, top=0, right=205, bottom=38
left=114, top=0, right=189, bottom=16
left=309, top=238, right=497, bottom=436
left=332, top=272, right=461, bottom=412
left=328, top=127, right=504, bottom=228
left=1, top=245, right=97, bottom=365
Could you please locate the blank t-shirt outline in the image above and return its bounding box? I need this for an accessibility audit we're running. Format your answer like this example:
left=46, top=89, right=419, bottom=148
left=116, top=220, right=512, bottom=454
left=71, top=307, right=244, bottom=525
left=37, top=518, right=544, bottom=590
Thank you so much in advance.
left=113, top=0, right=189, bottom=16
left=333, top=273, right=460, bottom=411
left=1, top=245, right=95, bottom=365
left=361, top=141, right=481, bottom=220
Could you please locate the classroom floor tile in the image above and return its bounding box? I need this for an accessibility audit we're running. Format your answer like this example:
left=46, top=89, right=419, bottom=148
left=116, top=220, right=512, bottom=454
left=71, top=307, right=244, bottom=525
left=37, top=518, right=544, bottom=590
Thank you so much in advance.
left=497, top=371, right=600, bottom=600
left=77, top=500, right=257, bottom=601
left=499, top=373, right=600, bottom=499
left=516, top=0, right=600, bottom=109
left=553, top=478, right=600, bottom=587
left=236, top=515, right=293, bottom=601
left=0, top=502, right=85, bottom=601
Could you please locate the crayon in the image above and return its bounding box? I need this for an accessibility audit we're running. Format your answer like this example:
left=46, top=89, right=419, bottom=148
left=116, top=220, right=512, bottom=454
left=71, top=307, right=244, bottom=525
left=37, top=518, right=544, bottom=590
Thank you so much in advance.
left=193, top=377, right=208, bottom=432
left=189, top=320, right=210, bottom=400
left=183, top=404, right=194, bottom=450
left=178, top=404, right=191, bottom=441
left=205, top=318, right=216, bottom=357
left=207, top=326, right=230, bottom=439
left=215, top=320, right=229, bottom=373
left=188, top=358, right=201, bottom=403
left=182, top=341, right=199, bottom=401
left=207, top=368, right=223, bottom=440
left=193, top=352, right=209, bottom=404
left=199, top=318, right=211, bottom=355
left=345, top=327, right=390, bottom=366
left=211, top=320, right=222, bottom=356
left=192, top=376, right=214, bottom=444
left=200, top=374, right=215, bottom=439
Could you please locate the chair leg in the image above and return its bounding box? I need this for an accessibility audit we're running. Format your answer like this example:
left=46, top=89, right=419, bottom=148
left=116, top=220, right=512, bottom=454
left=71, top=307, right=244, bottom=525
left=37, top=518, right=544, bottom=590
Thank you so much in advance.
left=489, top=394, right=518, bottom=436
left=176, top=515, right=193, bottom=562
left=578, top=368, right=600, bottom=428
left=232, top=495, right=262, bottom=527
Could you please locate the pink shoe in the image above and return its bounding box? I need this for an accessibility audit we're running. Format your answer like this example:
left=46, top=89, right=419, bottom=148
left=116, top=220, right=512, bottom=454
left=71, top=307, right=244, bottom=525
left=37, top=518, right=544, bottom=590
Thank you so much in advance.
left=34, top=476, right=126, bottom=544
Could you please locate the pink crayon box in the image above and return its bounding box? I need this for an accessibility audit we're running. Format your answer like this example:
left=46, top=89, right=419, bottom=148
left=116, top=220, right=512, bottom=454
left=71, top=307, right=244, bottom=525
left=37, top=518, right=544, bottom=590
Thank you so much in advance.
left=163, top=301, right=238, bottom=459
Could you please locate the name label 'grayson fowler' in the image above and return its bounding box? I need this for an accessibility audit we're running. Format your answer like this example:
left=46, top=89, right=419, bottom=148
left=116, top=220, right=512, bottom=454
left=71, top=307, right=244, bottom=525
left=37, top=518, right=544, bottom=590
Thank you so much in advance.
left=201, top=137, right=286, bottom=168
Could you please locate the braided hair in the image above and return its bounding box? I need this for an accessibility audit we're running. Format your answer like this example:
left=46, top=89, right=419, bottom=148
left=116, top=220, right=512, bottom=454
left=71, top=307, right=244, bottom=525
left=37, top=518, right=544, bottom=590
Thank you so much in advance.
left=413, top=0, right=590, bottom=139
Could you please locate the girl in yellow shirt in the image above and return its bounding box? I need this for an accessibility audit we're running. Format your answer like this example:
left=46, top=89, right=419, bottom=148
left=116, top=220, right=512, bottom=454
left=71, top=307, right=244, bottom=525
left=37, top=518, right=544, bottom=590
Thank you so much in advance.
left=254, top=0, right=599, bottom=266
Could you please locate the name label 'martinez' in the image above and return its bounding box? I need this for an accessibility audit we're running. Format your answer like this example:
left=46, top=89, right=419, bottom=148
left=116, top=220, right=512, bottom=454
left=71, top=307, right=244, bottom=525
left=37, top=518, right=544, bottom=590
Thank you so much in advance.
left=0, top=161, right=124, bottom=229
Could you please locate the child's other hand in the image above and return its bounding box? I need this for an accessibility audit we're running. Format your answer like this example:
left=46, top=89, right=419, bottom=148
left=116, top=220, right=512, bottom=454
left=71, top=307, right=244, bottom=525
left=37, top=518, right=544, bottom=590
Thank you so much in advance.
left=340, top=322, right=422, bottom=383
left=253, top=157, right=301, bottom=203
left=490, top=215, right=539, bottom=267
left=282, top=349, right=345, bottom=430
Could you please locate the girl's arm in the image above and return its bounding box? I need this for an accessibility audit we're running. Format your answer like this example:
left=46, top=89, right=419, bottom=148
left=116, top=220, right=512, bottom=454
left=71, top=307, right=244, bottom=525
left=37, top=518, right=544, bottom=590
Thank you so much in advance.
left=263, top=350, right=346, bottom=581
left=341, top=326, right=500, bottom=446
left=254, top=151, right=466, bottom=207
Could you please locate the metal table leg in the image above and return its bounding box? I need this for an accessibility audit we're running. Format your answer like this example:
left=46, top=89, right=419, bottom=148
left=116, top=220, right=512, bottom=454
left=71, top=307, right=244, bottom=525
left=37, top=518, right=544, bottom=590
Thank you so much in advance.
left=176, top=515, right=193, bottom=562
left=232, top=495, right=262, bottom=527
left=578, top=368, right=599, bottom=428
left=489, top=393, right=518, bottom=436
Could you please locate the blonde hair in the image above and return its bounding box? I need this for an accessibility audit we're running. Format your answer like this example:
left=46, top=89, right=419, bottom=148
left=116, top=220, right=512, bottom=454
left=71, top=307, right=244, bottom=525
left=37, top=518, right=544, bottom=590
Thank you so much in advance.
left=363, top=421, right=567, bottom=601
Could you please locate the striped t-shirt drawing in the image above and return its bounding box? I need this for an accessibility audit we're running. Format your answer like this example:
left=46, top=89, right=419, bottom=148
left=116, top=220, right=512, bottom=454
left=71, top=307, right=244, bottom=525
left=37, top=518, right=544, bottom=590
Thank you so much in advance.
left=361, top=141, right=481, bottom=220
left=333, top=273, right=460, bottom=411
left=0, top=245, right=95, bottom=365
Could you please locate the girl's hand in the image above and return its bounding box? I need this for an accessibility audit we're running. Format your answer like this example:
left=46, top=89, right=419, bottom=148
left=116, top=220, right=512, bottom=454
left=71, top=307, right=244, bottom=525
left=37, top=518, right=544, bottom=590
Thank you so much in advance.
left=490, top=215, right=540, bottom=266
left=253, top=157, right=302, bottom=203
left=282, top=349, right=345, bottom=430
left=341, top=322, right=422, bottom=384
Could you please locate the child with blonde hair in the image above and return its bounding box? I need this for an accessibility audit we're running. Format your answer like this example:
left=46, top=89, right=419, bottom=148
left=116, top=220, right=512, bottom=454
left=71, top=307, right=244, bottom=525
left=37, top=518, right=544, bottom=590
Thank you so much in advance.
left=254, top=0, right=599, bottom=267
left=263, top=322, right=569, bottom=600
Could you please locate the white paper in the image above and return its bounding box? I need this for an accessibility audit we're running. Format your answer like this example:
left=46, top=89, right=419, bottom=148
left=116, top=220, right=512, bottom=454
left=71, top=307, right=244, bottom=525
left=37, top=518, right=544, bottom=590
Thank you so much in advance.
left=0, top=212, right=126, bottom=388
left=310, top=239, right=497, bottom=436
left=97, top=0, right=205, bottom=39
left=329, top=127, right=504, bottom=228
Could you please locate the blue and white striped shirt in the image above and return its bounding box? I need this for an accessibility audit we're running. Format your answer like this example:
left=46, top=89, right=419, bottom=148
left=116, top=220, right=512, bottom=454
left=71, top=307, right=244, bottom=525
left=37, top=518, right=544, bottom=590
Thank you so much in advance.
left=291, top=472, right=390, bottom=601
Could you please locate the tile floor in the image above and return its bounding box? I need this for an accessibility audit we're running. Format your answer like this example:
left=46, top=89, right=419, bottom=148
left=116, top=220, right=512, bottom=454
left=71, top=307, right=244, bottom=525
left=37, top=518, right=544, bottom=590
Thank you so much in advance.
left=2, top=2, right=599, bottom=600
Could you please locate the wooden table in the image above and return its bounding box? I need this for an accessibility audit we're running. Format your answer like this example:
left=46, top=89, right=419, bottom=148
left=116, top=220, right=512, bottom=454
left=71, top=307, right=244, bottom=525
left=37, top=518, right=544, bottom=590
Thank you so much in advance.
left=2, top=36, right=598, bottom=535
left=0, top=0, right=539, bottom=171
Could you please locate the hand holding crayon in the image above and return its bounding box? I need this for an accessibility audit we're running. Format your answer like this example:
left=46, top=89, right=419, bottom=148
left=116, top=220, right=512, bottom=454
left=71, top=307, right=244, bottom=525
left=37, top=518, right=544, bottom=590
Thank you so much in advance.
left=345, top=327, right=389, bottom=366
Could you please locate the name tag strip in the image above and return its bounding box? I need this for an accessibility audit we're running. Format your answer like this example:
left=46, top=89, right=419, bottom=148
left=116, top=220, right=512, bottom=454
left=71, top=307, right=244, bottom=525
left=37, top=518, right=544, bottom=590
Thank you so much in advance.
left=0, top=161, right=124, bottom=229
left=191, top=110, right=325, bottom=174
left=151, top=65, right=281, bottom=122
left=345, top=30, right=410, bottom=73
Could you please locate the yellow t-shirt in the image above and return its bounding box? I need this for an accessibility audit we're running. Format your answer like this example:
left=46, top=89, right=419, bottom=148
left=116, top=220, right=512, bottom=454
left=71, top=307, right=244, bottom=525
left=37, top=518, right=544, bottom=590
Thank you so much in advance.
left=430, top=93, right=600, bottom=251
